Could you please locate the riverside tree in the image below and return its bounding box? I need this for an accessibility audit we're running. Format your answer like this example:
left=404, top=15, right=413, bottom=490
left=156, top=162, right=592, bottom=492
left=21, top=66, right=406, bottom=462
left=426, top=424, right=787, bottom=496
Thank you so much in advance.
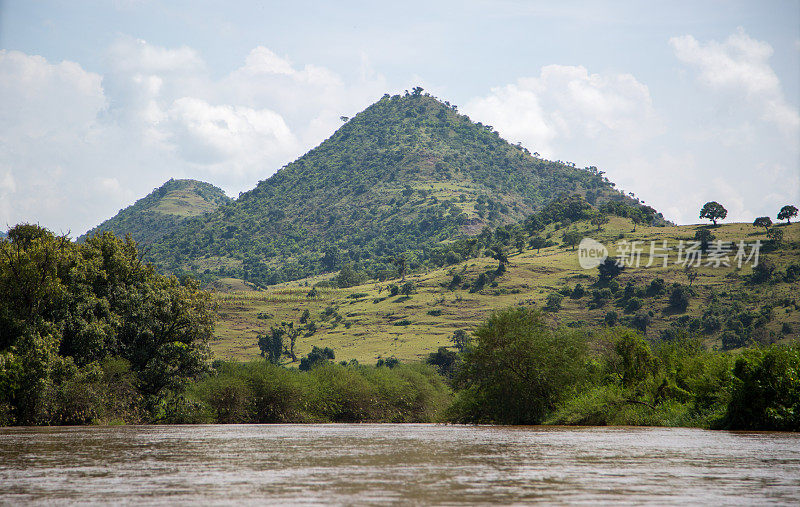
left=0, top=225, right=213, bottom=425
left=449, top=307, right=587, bottom=424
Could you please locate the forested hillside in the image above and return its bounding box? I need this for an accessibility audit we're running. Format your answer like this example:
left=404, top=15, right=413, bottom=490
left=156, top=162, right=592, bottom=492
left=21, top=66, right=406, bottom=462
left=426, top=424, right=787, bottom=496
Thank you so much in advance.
left=80, top=179, right=231, bottom=244
left=138, top=91, right=658, bottom=286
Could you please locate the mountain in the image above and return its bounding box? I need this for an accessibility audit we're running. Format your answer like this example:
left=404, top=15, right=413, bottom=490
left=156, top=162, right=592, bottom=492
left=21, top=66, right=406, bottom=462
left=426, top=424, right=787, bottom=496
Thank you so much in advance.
left=135, top=92, right=656, bottom=286
left=80, top=179, right=231, bottom=243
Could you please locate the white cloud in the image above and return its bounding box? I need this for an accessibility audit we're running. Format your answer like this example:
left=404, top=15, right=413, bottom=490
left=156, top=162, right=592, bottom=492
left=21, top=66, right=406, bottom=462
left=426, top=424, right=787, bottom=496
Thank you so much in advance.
left=464, top=64, right=660, bottom=160
left=670, top=28, right=799, bottom=135
left=242, top=47, right=296, bottom=76
left=166, top=97, right=298, bottom=173
left=0, top=40, right=390, bottom=234
left=463, top=55, right=798, bottom=225
left=0, top=50, right=111, bottom=232
left=0, top=49, right=105, bottom=137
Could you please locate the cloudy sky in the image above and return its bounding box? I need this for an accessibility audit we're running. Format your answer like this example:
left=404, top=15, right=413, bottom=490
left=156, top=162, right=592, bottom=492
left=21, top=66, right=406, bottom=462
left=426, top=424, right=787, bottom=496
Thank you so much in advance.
left=1, top=0, right=798, bottom=233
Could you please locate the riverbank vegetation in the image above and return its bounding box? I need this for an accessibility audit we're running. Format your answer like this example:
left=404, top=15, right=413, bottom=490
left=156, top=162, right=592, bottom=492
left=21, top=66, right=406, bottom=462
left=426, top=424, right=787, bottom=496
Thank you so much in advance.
left=0, top=224, right=213, bottom=425
left=169, top=361, right=450, bottom=424
left=447, top=307, right=798, bottom=431
left=1, top=225, right=797, bottom=430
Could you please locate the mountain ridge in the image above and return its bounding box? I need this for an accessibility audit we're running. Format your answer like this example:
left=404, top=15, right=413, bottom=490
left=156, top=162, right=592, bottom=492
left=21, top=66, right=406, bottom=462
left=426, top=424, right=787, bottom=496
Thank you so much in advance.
left=79, top=178, right=231, bottom=243
left=92, top=92, right=660, bottom=286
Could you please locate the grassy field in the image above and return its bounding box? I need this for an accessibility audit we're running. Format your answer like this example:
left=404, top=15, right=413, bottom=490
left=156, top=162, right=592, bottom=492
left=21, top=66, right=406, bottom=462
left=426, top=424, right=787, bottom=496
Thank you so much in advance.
left=210, top=218, right=800, bottom=365
left=150, top=188, right=223, bottom=217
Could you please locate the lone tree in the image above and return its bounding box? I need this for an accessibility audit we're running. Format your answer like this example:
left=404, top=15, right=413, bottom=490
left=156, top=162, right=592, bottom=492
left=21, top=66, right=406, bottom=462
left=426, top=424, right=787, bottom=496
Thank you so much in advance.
left=591, top=213, right=610, bottom=231
left=700, top=201, right=727, bottom=225
left=259, top=327, right=284, bottom=364
left=753, top=216, right=772, bottom=232
left=489, top=245, right=509, bottom=269
left=279, top=321, right=301, bottom=362
left=778, top=205, right=798, bottom=224
left=529, top=236, right=547, bottom=253
left=562, top=230, right=582, bottom=251
left=393, top=256, right=407, bottom=281
left=598, top=257, right=623, bottom=281
left=451, top=329, right=471, bottom=352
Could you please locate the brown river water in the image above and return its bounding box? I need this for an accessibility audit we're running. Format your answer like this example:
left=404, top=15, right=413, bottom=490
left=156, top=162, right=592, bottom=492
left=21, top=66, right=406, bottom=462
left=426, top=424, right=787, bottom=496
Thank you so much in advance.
left=1, top=424, right=799, bottom=505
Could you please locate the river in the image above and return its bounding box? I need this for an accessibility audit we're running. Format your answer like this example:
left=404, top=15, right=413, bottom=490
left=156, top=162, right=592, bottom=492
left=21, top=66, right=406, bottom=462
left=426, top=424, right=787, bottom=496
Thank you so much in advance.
left=1, top=424, right=799, bottom=504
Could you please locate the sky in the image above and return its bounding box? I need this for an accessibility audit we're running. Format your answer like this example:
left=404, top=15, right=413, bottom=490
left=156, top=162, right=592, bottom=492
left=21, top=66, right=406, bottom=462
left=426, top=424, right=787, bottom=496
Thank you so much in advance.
left=0, top=0, right=798, bottom=234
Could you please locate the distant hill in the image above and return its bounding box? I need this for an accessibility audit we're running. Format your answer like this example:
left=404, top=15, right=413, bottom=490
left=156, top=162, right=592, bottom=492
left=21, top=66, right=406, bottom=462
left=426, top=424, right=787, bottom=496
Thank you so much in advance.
left=210, top=220, right=800, bottom=363
left=136, top=92, right=660, bottom=286
left=80, top=179, right=231, bottom=243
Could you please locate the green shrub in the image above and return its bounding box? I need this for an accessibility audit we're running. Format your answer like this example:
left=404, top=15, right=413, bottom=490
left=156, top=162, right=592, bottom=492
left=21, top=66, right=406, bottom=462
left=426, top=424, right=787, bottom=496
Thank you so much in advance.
left=299, top=346, right=335, bottom=371
left=448, top=307, right=588, bottom=424
left=669, top=285, right=691, bottom=312
left=545, top=293, right=563, bottom=312
left=624, top=297, right=643, bottom=314
left=725, top=344, right=800, bottom=431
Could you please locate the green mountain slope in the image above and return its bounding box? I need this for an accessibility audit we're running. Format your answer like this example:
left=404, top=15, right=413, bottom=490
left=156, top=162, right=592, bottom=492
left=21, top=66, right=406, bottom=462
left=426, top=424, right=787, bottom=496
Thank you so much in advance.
left=211, top=220, right=800, bottom=363
left=144, top=92, right=658, bottom=286
left=80, top=179, right=231, bottom=243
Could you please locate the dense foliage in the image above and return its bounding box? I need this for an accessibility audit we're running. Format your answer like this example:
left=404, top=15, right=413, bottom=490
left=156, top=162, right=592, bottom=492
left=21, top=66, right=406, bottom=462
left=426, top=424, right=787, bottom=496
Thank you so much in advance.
left=447, top=308, right=587, bottom=424
left=725, top=343, right=800, bottom=431
left=79, top=179, right=231, bottom=244
left=128, top=93, right=651, bottom=286
left=172, top=361, right=451, bottom=424
left=0, top=225, right=213, bottom=425
left=447, top=306, right=798, bottom=429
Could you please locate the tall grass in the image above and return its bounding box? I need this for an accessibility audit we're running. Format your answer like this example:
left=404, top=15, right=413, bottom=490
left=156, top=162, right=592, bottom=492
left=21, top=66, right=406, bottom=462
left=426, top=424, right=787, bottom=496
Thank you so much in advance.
left=181, top=361, right=452, bottom=424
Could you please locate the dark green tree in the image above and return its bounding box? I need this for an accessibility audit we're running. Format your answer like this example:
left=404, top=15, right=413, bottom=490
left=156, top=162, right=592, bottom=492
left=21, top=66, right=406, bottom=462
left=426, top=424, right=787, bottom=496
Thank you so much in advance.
left=425, top=347, right=459, bottom=378
left=598, top=257, right=623, bottom=281
left=694, top=228, right=715, bottom=252
left=591, top=213, right=610, bottom=231
left=451, top=307, right=587, bottom=424
left=0, top=225, right=213, bottom=424
left=561, top=229, right=582, bottom=251
left=489, top=245, right=509, bottom=270
left=753, top=216, right=772, bottom=232
left=777, top=205, right=797, bottom=224
left=393, top=256, right=407, bottom=281
left=699, top=201, right=727, bottom=225
left=451, top=329, right=471, bottom=352
left=259, top=327, right=284, bottom=364
left=529, top=236, right=547, bottom=253
left=299, top=346, right=335, bottom=371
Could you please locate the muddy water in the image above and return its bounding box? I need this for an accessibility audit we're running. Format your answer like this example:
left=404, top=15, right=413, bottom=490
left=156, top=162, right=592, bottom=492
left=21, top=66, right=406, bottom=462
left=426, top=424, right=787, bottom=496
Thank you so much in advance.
left=1, top=424, right=799, bottom=504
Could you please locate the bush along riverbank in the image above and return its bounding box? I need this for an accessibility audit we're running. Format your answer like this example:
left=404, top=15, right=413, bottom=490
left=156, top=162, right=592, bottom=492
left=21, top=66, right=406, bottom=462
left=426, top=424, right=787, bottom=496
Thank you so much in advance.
left=163, top=361, right=452, bottom=424
left=163, top=307, right=797, bottom=429
left=1, top=226, right=796, bottom=429
left=445, top=307, right=799, bottom=431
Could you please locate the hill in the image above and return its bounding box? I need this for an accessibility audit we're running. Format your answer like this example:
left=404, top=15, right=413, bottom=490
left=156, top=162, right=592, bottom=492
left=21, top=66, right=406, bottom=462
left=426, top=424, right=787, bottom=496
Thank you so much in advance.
left=209, top=218, right=800, bottom=363
left=80, top=179, right=231, bottom=243
left=142, top=91, right=658, bottom=286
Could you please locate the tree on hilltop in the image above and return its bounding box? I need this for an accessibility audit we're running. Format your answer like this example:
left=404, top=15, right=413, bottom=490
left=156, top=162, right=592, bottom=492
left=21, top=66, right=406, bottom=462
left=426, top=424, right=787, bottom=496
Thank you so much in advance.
left=753, top=216, right=772, bottom=232
left=777, top=205, right=797, bottom=225
left=700, top=201, right=727, bottom=225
